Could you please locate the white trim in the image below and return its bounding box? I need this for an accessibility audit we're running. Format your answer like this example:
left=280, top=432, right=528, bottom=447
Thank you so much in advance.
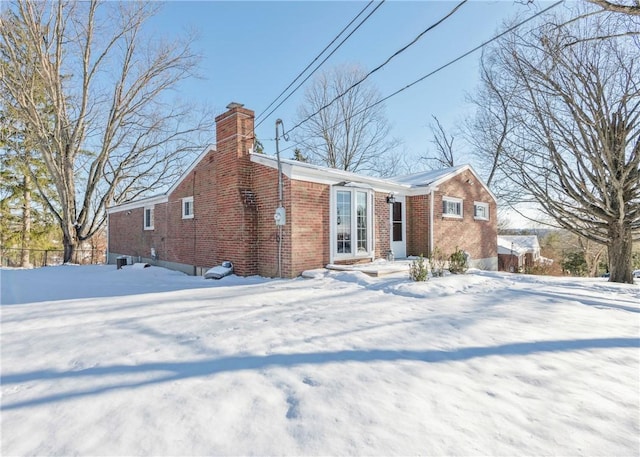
left=166, top=145, right=215, bottom=196
left=182, top=196, right=194, bottom=219
left=143, top=206, right=155, bottom=230
left=330, top=186, right=374, bottom=263
left=401, top=164, right=498, bottom=203
left=250, top=154, right=497, bottom=202
left=473, top=201, right=490, bottom=221
left=390, top=195, right=406, bottom=258
left=442, top=196, right=463, bottom=218
left=106, top=144, right=214, bottom=214
left=251, top=153, right=411, bottom=194
left=107, top=194, right=168, bottom=214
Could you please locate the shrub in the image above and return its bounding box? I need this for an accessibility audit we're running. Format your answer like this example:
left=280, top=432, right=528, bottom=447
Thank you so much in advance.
left=410, top=255, right=429, bottom=281
left=429, top=247, right=447, bottom=277
left=449, top=247, right=468, bottom=274
left=527, top=260, right=552, bottom=275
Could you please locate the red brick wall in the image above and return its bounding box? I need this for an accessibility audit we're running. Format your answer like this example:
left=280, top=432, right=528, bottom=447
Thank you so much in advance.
left=374, top=192, right=391, bottom=259
left=406, top=194, right=430, bottom=257
left=110, top=105, right=260, bottom=276
left=291, top=180, right=330, bottom=275
left=251, top=164, right=331, bottom=278
left=210, top=105, right=258, bottom=276
left=252, top=162, right=291, bottom=277
left=109, top=202, right=168, bottom=261
left=431, top=170, right=497, bottom=261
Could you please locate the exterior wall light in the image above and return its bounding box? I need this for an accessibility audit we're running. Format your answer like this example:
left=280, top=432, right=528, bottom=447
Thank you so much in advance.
left=386, top=193, right=396, bottom=204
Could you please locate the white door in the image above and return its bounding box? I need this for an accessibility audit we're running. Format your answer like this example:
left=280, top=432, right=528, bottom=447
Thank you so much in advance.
left=390, top=195, right=406, bottom=258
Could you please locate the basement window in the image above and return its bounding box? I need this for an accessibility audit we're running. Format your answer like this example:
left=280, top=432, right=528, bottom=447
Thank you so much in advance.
left=144, top=206, right=154, bottom=230
left=182, top=196, right=194, bottom=219
left=442, top=196, right=463, bottom=218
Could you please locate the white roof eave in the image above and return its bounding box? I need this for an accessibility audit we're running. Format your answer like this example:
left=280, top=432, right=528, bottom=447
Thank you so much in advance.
left=251, top=153, right=430, bottom=194
left=107, top=194, right=168, bottom=214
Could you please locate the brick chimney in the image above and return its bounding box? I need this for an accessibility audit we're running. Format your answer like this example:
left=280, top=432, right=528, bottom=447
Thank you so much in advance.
left=213, top=103, right=258, bottom=275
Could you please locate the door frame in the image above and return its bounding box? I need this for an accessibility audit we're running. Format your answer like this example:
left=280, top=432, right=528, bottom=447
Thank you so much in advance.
left=390, top=195, right=406, bottom=258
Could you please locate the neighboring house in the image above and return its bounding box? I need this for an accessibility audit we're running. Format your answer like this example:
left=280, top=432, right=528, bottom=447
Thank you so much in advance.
left=107, top=103, right=498, bottom=278
left=497, top=235, right=544, bottom=272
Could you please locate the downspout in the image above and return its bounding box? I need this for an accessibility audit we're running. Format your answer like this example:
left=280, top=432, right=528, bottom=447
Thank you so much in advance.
left=429, top=189, right=434, bottom=256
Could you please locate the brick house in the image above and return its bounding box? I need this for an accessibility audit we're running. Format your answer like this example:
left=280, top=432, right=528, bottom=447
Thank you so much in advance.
left=107, top=103, right=498, bottom=277
left=497, top=235, right=543, bottom=272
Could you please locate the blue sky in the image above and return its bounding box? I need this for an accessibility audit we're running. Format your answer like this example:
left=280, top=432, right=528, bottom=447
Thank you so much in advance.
left=150, top=0, right=559, bottom=166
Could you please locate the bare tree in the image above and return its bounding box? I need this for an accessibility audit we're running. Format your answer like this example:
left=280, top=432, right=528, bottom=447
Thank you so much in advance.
left=587, top=0, right=640, bottom=15
left=576, top=236, right=608, bottom=278
left=473, top=8, right=639, bottom=283
left=520, top=0, right=640, bottom=16
left=294, top=64, right=400, bottom=177
left=422, top=116, right=456, bottom=170
left=465, top=53, right=517, bottom=200
left=0, top=1, right=213, bottom=263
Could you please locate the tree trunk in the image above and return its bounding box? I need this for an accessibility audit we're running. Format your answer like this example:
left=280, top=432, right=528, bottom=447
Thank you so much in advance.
left=20, top=174, right=31, bottom=267
left=62, top=229, right=78, bottom=264
left=608, top=222, right=633, bottom=283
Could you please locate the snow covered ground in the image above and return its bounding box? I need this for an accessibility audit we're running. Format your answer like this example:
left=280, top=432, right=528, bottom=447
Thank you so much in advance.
left=1, top=264, right=639, bottom=456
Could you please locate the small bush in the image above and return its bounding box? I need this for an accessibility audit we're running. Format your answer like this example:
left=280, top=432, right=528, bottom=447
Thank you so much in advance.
left=449, top=247, right=468, bottom=274
left=429, top=247, right=447, bottom=277
left=410, top=255, right=429, bottom=281
left=527, top=260, right=552, bottom=275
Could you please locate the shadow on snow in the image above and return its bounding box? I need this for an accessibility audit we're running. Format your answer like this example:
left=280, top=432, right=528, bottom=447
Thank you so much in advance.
left=2, top=337, right=637, bottom=411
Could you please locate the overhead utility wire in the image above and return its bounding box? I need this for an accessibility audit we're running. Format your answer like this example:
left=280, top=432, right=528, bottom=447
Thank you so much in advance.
left=255, top=1, right=375, bottom=124
left=288, top=0, right=469, bottom=134
left=255, top=0, right=386, bottom=129
left=284, top=0, right=564, bottom=138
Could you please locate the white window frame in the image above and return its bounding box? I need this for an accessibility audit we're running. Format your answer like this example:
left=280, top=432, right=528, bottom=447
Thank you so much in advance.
left=442, top=196, right=463, bottom=218
left=143, top=206, right=154, bottom=230
left=182, top=196, right=194, bottom=219
left=330, top=186, right=374, bottom=261
left=474, top=201, right=490, bottom=221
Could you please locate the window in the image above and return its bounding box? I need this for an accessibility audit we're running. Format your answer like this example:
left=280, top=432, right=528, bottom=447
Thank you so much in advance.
left=336, top=191, right=351, bottom=254
left=356, top=191, right=368, bottom=253
left=334, top=187, right=373, bottom=258
left=144, top=206, right=154, bottom=230
left=442, top=196, right=463, bottom=218
left=182, top=196, right=194, bottom=219
left=392, top=201, right=402, bottom=242
left=474, top=202, right=489, bottom=220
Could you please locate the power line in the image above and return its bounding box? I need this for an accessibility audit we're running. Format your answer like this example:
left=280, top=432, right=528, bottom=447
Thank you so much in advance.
left=288, top=0, right=469, bottom=135
left=255, top=1, right=376, bottom=124
left=284, top=0, right=564, bottom=138
left=255, top=0, right=386, bottom=129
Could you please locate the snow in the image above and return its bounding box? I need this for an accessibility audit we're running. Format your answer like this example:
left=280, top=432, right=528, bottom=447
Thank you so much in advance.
left=497, top=235, right=541, bottom=255
left=391, top=164, right=468, bottom=186
left=1, top=264, right=639, bottom=456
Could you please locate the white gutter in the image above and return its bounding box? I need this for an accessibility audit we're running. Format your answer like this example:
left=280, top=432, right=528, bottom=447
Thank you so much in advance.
left=250, top=153, right=411, bottom=194
left=106, top=194, right=168, bottom=214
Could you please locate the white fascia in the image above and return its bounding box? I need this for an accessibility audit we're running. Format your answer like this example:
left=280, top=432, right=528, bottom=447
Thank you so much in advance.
left=427, top=165, right=498, bottom=203
left=106, top=194, right=168, bottom=214
left=165, top=144, right=216, bottom=196
left=107, top=144, right=215, bottom=215
left=251, top=153, right=414, bottom=194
